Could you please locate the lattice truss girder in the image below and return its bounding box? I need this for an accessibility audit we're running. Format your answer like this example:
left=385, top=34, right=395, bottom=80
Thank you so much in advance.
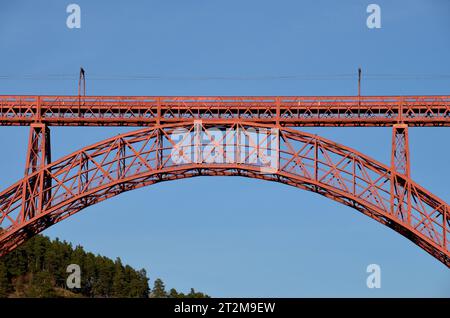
left=0, top=122, right=448, bottom=266
left=0, top=95, right=450, bottom=126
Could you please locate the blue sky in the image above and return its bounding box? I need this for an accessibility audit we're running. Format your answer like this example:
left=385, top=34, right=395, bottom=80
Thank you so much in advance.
left=0, top=0, right=449, bottom=297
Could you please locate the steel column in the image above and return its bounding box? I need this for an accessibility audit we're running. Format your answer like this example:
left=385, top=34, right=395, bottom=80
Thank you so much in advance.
left=390, top=124, right=411, bottom=224
left=21, top=123, right=52, bottom=221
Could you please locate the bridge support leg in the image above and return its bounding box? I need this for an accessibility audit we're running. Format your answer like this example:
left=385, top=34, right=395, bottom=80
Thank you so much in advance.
left=21, top=123, right=52, bottom=221
left=390, top=124, right=411, bottom=224
left=156, top=128, right=163, bottom=170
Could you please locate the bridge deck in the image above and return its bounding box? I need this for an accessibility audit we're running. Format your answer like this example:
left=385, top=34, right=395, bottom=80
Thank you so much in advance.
left=0, top=95, right=449, bottom=126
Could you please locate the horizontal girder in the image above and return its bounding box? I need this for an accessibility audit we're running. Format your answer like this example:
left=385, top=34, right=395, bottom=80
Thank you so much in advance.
left=0, top=95, right=450, bottom=127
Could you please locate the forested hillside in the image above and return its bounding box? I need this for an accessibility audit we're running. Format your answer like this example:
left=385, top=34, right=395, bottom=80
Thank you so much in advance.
left=0, top=234, right=209, bottom=298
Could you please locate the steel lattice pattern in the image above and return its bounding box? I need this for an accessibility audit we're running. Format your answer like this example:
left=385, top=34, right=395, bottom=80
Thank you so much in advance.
left=0, top=123, right=448, bottom=266
left=0, top=95, right=450, bottom=126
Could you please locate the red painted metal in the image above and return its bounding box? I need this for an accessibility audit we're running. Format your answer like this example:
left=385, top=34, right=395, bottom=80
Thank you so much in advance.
left=0, top=94, right=448, bottom=267
left=0, top=95, right=449, bottom=127
left=0, top=122, right=448, bottom=267
left=392, top=124, right=410, bottom=177
left=390, top=124, right=412, bottom=225
left=21, top=123, right=52, bottom=222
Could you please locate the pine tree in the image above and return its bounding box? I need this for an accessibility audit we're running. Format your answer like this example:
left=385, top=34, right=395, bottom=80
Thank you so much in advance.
left=93, top=257, right=114, bottom=297
left=112, top=258, right=126, bottom=297
left=151, top=278, right=167, bottom=298
left=169, top=288, right=179, bottom=298
left=137, top=269, right=150, bottom=298
left=187, top=288, right=210, bottom=298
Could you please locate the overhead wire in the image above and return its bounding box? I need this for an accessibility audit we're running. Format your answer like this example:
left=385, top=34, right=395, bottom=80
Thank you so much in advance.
left=0, top=73, right=450, bottom=81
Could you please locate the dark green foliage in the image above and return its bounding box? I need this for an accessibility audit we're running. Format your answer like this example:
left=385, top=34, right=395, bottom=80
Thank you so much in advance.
left=0, top=234, right=209, bottom=298
left=151, top=278, right=167, bottom=298
left=0, top=234, right=149, bottom=298
left=0, top=261, right=11, bottom=297
left=169, top=288, right=180, bottom=298
left=187, top=288, right=210, bottom=298
left=152, top=279, right=210, bottom=298
left=25, top=271, right=56, bottom=298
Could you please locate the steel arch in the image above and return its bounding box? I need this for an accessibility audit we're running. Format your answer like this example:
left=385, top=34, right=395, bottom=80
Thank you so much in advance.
left=0, top=122, right=448, bottom=266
